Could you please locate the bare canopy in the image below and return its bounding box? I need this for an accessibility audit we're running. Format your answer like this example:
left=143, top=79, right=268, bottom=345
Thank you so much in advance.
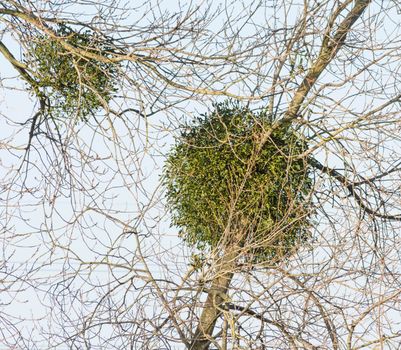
left=1, top=0, right=401, bottom=349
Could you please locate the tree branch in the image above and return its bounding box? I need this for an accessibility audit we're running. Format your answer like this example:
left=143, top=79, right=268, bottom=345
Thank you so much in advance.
left=0, top=40, right=36, bottom=86
left=311, top=158, right=401, bottom=221
left=281, top=0, right=372, bottom=125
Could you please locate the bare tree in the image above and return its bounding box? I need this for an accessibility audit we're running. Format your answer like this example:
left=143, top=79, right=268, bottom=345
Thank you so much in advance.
left=1, top=0, right=401, bottom=349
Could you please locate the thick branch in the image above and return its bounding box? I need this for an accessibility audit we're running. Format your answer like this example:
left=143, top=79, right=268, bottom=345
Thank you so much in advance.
left=0, top=40, right=36, bottom=86
left=0, top=39, right=45, bottom=155
left=282, top=0, right=372, bottom=125
left=190, top=245, right=239, bottom=350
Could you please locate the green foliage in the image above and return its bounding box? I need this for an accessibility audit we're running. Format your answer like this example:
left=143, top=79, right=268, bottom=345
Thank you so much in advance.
left=26, top=25, right=119, bottom=120
left=164, top=101, right=313, bottom=262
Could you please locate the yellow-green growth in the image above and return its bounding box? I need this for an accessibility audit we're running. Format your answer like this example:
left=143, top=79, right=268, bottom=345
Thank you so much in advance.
left=164, top=101, right=313, bottom=262
left=25, top=25, right=118, bottom=120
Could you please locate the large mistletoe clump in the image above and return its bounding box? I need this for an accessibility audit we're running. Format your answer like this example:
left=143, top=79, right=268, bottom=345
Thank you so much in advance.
left=164, top=101, right=314, bottom=262
left=26, top=25, right=119, bottom=120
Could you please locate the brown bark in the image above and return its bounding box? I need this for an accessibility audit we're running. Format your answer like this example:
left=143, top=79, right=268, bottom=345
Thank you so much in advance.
left=190, top=244, right=239, bottom=350
left=281, top=0, right=372, bottom=126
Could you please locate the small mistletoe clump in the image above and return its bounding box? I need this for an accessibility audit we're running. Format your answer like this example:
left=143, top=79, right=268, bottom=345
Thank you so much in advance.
left=25, top=25, right=119, bottom=120
left=164, top=101, right=313, bottom=262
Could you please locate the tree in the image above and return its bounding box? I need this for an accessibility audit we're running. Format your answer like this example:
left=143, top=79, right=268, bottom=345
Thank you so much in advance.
left=1, top=0, right=401, bottom=349
left=164, top=101, right=314, bottom=349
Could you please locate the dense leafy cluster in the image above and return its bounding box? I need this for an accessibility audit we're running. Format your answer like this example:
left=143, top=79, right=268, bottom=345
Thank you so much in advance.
left=26, top=25, right=118, bottom=120
left=164, top=101, right=313, bottom=262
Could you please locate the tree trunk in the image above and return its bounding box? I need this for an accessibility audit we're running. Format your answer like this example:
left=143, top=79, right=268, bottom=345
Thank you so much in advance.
left=190, top=244, right=239, bottom=350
